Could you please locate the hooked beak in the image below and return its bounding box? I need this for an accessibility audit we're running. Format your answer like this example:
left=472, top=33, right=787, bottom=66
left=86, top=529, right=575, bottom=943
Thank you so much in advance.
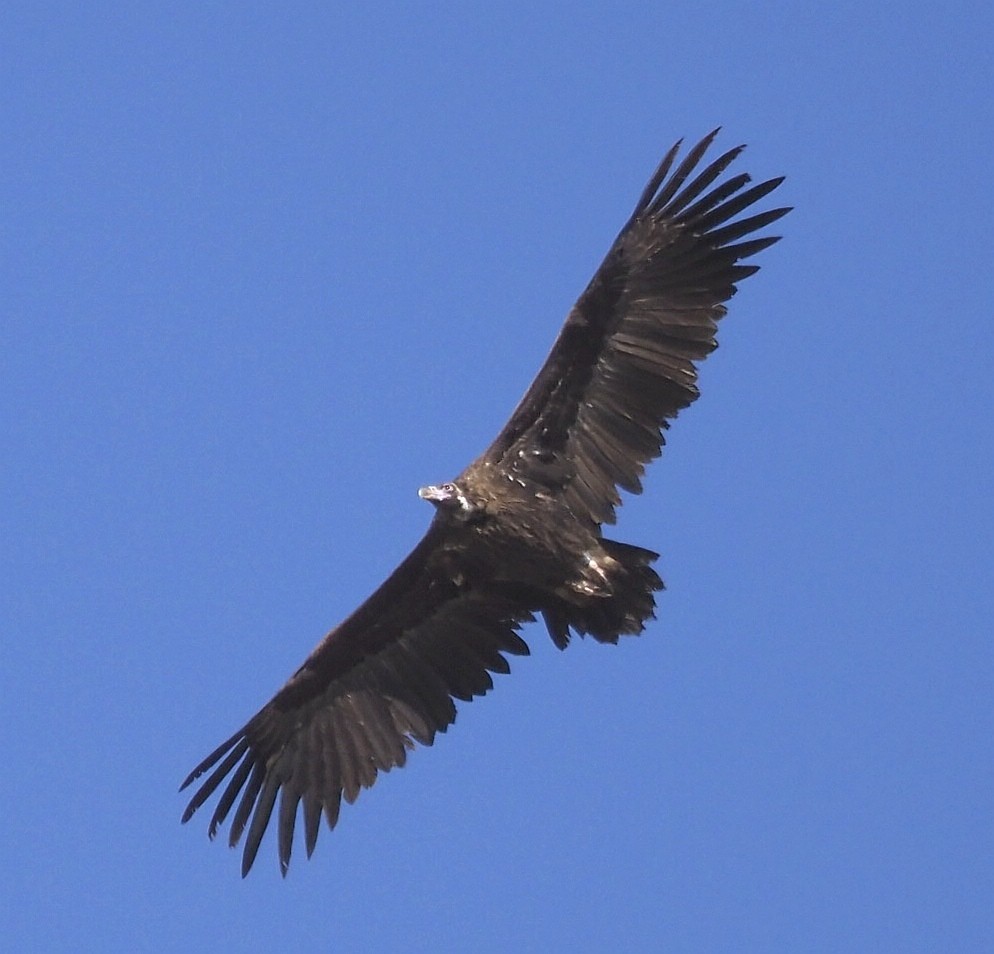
left=418, top=484, right=451, bottom=505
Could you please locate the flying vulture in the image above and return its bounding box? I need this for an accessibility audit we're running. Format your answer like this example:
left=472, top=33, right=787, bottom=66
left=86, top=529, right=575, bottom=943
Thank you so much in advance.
left=181, top=129, right=789, bottom=875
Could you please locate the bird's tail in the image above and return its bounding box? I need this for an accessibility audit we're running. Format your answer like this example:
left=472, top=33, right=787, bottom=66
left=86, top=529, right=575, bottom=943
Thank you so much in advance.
left=541, top=539, right=664, bottom=649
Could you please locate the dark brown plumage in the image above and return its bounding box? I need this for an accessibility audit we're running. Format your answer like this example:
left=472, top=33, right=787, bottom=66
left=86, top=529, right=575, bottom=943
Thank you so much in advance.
left=181, top=130, right=789, bottom=876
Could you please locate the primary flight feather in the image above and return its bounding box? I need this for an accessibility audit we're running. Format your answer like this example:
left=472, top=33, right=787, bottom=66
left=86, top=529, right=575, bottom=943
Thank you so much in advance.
left=181, top=129, right=789, bottom=876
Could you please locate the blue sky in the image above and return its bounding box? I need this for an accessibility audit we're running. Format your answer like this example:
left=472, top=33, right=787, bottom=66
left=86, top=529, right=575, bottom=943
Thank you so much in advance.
left=3, top=3, right=991, bottom=951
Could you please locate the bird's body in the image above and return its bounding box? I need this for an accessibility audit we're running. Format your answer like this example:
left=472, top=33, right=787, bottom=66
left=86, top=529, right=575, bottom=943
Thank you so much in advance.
left=420, top=468, right=660, bottom=646
left=181, top=130, right=789, bottom=875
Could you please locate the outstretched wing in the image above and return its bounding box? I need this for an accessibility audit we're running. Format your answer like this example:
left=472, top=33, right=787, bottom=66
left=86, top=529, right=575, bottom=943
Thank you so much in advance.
left=181, top=523, right=531, bottom=876
left=478, top=129, right=789, bottom=526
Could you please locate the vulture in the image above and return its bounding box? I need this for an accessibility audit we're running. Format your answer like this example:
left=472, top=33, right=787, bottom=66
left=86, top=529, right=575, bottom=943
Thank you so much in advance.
left=181, top=129, right=789, bottom=876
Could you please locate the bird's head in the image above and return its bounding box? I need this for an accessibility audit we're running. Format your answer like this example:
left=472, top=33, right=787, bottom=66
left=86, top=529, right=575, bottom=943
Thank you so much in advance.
left=418, top=481, right=482, bottom=521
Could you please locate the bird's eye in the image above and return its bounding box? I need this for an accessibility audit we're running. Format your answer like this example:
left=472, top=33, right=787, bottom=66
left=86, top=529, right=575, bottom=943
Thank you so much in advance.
left=443, top=483, right=456, bottom=493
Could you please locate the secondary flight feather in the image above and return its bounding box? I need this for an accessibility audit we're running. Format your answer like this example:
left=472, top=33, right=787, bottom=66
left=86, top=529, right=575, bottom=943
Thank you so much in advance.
left=181, top=130, right=789, bottom=876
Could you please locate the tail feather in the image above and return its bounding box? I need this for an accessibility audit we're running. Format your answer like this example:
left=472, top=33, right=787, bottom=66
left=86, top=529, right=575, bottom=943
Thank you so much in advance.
left=541, top=540, right=663, bottom=648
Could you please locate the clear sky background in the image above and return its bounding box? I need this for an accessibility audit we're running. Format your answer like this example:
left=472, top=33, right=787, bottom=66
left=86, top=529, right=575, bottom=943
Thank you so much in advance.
left=3, top=3, right=991, bottom=952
